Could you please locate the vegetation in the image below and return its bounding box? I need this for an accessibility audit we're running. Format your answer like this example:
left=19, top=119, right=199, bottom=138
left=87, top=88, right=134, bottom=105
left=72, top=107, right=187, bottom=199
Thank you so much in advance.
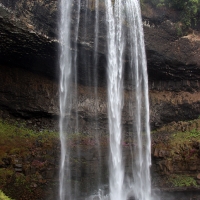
left=171, top=129, right=200, bottom=145
left=151, top=119, right=200, bottom=189
left=0, top=120, right=59, bottom=199
left=0, top=190, right=13, bottom=200
left=0, top=119, right=58, bottom=160
left=168, top=174, right=197, bottom=187
left=142, top=0, right=200, bottom=28
left=0, top=168, right=14, bottom=187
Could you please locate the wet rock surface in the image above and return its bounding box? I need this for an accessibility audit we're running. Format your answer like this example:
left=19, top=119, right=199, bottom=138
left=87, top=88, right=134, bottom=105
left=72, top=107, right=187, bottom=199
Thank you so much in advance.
left=0, top=1, right=200, bottom=87
left=0, top=64, right=200, bottom=132
left=0, top=1, right=199, bottom=128
left=151, top=120, right=200, bottom=193
left=0, top=1, right=200, bottom=199
left=0, top=2, right=59, bottom=79
left=1, top=119, right=200, bottom=200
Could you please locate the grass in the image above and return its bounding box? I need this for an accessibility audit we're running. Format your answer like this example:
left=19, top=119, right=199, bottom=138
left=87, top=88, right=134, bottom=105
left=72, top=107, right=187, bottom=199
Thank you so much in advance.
left=0, top=119, right=58, bottom=140
left=171, top=129, right=200, bottom=146
left=0, top=119, right=108, bottom=199
left=0, top=168, right=14, bottom=187
left=0, top=190, right=13, bottom=200
left=168, top=174, right=197, bottom=187
left=152, top=118, right=200, bottom=166
left=0, top=119, right=59, bottom=161
left=0, top=119, right=59, bottom=199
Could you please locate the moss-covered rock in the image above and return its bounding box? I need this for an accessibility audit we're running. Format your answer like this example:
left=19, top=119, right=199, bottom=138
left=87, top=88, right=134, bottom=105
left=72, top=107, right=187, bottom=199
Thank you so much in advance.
left=0, top=190, right=13, bottom=200
left=0, top=119, right=59, bottom=200
left=152, top=118, right=200, bottom=189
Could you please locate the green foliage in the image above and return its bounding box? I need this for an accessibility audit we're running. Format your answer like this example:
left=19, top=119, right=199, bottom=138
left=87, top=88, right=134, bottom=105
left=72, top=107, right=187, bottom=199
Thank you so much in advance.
left=14, top=174, right=27, bottom=187
left=0, top=190, right=13, bottom=200
left=186, top=129, right=200, bottom=138
left=145, top=0, right=165, bottom=7
left=168, top=174, right=197, bottom=187
left=171, top=129, right=200, bottom=145
left=142, top=0, right=200, bottom=28
left=0, top=119, right=58, bottom=138
left=176, top=0, right=199, bottom=26
left=175, top=23, right=183, bottom=36
left=0, top=168, right=14, bottom=187
left=0, top=119, right=59, bottom=159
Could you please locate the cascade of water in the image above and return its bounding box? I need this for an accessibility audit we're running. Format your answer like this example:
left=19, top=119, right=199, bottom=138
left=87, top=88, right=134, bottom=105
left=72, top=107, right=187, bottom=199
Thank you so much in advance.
left=59, top=0, right=151, bottom=199
left=59, top=0, right=72, bottom=199
left=73, top=0, right=81, bottom=135
left=105, top=0, right=151, bottom=200
left=105, top=0, right=125, bottom=200
left=59, top=0, right=102, bottom=199
left=72, top=0, right=81, bottom=197
left=125, top=0, right=151, bottom=199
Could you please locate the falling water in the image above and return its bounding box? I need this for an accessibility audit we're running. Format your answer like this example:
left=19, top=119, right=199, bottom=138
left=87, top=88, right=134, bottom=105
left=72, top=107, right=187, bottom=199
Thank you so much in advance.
left=105, top=0, right=124, bottom=199
left=59, top=0, right=151, bottom=199
left=59, top=0, right=102, bottom=199
left=59, top=0, right=72, bottom=199
left=125, top=1, right=151, bottom=199
left=105, top=0, right=151, bottom=200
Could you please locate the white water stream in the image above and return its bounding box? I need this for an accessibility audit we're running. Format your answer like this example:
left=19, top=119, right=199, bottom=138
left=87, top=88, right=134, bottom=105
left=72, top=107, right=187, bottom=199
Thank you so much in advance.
left=105, top=0, right=124, bottom=199
left=105, top=0, right=151, bottom=199
left=59, top=0, right=151, bottom=199
left=59, top=0, right=72, bottom=199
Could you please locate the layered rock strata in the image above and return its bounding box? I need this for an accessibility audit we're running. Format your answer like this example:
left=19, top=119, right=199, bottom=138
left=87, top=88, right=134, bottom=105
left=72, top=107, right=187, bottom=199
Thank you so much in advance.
left=0, top=0, right=200, bottom=129
left=0, top=1, right=200, bottom=199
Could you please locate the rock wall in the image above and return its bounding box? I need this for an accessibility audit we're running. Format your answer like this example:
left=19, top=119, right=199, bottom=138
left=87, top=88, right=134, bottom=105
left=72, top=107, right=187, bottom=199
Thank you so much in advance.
left=1, top=120, right=200, bottom=200
left=0, top=64, right=199, bottom=132
left=0, top=1, right=200, bottom=198
left=151, top=119, right=200, bottom=193
left=1, top=1, right=200, bottom=88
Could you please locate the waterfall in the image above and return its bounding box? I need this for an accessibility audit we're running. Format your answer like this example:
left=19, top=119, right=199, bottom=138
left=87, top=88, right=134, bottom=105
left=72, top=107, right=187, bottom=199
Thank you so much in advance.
left=105, top=0, right=125, bottom=199
left=105, top=0, right=151, bottom=199
left=59, top=0, right=151, bottom=199
left=59, top=0, right=72, bottom=199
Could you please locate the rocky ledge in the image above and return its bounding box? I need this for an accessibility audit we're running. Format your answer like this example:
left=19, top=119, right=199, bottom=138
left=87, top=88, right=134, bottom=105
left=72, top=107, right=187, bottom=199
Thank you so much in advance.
left=0, top=1, right=199, bottom=129
left=0, top=1, right=200, bottom=199
left=0, top=1, right=200, bottom=88
left=1, top=118, right=200, bottom=200
left=0, top=2, right=59, bottom=79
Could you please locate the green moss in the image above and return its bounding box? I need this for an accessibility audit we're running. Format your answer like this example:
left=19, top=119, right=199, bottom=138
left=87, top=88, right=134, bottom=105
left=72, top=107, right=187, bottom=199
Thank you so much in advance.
left=0, top=168, right=14, bottom=187
left=152, top=119, right=200, bottom=162
left=14, top=173, right=27, bottom=187
left=168, top=174, right=197, bottom=187
left=171, top=129, right=200, bottom=146
left=0, top=119, right=59, bottom=159
left=187, top=129, right=200, bottom=138
left=0, top=190, right=13, bottom=200
left=0, top=119, right=58, bottom=138
left=0, top=119, right=59, bottom=199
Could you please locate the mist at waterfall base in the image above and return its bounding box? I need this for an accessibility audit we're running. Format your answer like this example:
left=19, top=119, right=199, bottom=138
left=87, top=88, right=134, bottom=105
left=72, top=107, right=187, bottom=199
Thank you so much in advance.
left=59, top=0, right=151, bottom=200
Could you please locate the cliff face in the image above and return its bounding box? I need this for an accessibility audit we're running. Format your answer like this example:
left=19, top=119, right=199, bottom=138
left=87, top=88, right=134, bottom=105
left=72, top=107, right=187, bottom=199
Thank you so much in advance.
left=0, top=0, right=200, bottom=130
left=0, top=1, right=58, bottom=79
left=142, top=4, right=200, bottom=80
left=0, top=1, right=200, bottom=199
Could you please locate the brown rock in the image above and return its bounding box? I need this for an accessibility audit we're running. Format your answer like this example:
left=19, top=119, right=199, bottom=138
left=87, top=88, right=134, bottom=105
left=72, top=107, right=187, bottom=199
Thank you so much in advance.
left=197, top=173, right=200, bottom=180
left=159, top=150, right=166, bottom=158
left=154, top=148, right=159, bottom=157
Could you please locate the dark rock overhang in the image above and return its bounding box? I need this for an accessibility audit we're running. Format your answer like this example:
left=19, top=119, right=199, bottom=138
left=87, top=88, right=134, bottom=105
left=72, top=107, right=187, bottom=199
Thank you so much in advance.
left=0, top=1, right=200, bottom=86
left=0, top=4, right=59, bottom=80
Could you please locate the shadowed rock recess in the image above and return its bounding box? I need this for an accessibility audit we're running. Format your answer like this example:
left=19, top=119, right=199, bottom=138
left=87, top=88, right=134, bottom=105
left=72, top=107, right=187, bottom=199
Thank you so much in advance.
left=0, top=0, right=200, bottom=199
left=0, top=0, right=200, bottom=129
